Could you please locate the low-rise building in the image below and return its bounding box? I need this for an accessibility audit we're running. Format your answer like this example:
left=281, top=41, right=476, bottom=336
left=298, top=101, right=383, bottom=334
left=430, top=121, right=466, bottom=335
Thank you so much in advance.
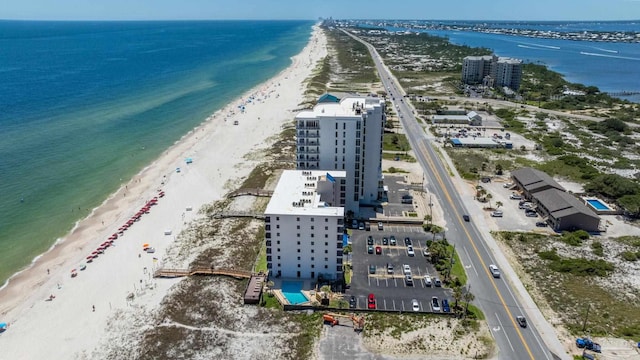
left=265, top=170, right=346, bottom=280
left=431, top=111, right=482, bottom=126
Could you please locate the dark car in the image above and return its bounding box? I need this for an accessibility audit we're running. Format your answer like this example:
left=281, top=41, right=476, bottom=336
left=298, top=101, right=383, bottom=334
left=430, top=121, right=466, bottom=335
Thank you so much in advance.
left=442, top=299, right=451, bottom=313
left=404, top=237, right=412, bottom=246
left=516, top=316, right=527, bottom=328
left=367, top=236, right=374, bottom=245
left=536, top=221, right=547, bottom=227
left=463, top=214, right=470, bottom=222
left=367, top=245, right=374, bottom=254
left=382, top=237, right=389, bottom=246
left=389, top=235, right=397, bottom=246
left=369, top=264, right=376, bottom=274
left=349, top=296, right=357, bottom=309
left=367, top=293, right=376, bottom=309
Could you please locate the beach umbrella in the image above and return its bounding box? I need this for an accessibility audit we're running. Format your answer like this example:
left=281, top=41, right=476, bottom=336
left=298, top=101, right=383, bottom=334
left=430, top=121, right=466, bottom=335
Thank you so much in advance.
left=91, top=251, right=98, bottom=255
left=79, top=264, right=87, bottom=271
left=86, top=256, right=93, bottom=263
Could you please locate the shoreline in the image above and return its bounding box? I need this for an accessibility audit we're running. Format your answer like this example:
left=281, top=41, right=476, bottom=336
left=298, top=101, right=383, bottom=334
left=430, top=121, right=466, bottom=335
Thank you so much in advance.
left=0, top=24, right=326, bottom=358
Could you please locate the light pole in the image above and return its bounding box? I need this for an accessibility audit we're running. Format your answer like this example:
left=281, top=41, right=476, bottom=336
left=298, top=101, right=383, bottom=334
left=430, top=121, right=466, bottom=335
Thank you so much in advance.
left=428, top=193, right=433, bottom=226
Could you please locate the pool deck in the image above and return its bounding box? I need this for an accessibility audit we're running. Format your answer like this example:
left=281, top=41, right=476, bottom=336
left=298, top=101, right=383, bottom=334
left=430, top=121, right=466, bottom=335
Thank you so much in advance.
left=271, top=278, right=314, bottom=306
left=583, top=197, right=621, bottom=215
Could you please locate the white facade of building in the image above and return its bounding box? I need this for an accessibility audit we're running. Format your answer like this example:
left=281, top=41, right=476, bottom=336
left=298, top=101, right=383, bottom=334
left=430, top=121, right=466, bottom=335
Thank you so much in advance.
left=295, top=96, right=385, bottom=214
left=264, top=170, right=346, bottom=280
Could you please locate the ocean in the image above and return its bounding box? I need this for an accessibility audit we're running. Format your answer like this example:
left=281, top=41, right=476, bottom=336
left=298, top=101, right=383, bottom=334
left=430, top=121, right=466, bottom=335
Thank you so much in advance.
left=0, top=20, right=313, bottom=286
left=386, top=22, right=640, bottom=103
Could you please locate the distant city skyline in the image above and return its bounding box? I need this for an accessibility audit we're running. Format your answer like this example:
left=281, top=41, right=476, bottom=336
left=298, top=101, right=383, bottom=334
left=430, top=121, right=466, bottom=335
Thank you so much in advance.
left=2, top=0, right=640, bottom=21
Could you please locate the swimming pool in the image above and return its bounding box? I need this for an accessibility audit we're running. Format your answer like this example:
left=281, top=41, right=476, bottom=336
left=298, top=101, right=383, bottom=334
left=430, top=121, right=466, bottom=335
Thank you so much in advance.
left=586, top=199, right=611, bottom=211
left=281, top=281, right=308, bottom=305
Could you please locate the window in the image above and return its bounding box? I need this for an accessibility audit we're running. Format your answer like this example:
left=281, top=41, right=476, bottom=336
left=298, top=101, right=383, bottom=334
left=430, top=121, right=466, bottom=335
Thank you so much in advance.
left=265, top=232, right=271, bottom=238
left=325, top=250, right=328, bottom=254
left=324, top=226, right=328, bottom=230
left=276, top=233, right=280, bottom=237
left=311, top=241, right=314, bottom=246
left=311, top=257, right=315, bottom=261
left=276, top=217, right=279, bottom=221
left=325, top=242, right=328, bottom=246
left=277, top=248, right=280, bottom=252
left=297, top=249, right=300, bottom=253
left=276, top=224, right=279, bottom=229
left=311, top=234, right=314, bottom=238
left=310, top=226, right=314, bottom=230
left=265, top=216, right=270, bottom=223
left=297, top=264, right=301, bottom=268
left=296, top=225, right=300, bottom=230
left=296, top=217, right=300, bottom=221
left=324, top=257, right=328, bottom=261
left=325, top=265, right=328, bottom=269
left=277, top=256, right=281, bottom=260
left=324, top=234, right=328, bottom=238
left=276, top=240, right=280, bottom=244
left=297, top=256, right=301, bottom=261
left=266, top=240, right=271, bottom=246
left=277, top=263, right=281, bottom=267
left=297, top=241, right=300, bottom=245
left=324, top=218, right=328, bottom=222
left=297, top=233, right=300, bottom=237
left=311, top=265, right=315, bottom=268
left=267, top=256, right=272, bottom=262
left=311, top=249, right=314, bottom=253
left=265, top=225, right=271, bottom=231
left=266, top=248, right=272, bottom=254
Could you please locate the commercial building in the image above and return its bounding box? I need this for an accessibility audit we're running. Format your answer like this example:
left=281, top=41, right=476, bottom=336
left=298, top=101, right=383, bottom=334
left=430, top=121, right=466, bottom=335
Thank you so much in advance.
left=264, top=170, right=346, bottom=280
left=431, top=111, right=483, bottom=126
left=462, top=55, right=523, bottom=90
left=295, top=95, right=385, bottom=214
left=511, top=168, right=600, bottom=232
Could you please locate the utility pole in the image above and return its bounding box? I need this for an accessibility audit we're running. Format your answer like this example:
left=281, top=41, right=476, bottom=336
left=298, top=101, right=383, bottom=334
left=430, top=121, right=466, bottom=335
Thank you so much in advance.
left=448, top=244, right=456, bottom=281
left=428, top=193, right=433, bottom=226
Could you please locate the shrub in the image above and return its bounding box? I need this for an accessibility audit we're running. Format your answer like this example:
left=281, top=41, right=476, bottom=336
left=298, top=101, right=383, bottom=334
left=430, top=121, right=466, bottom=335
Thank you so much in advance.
left=620, top=251, right=638, bottom=262
left=548, top=258, right=614, bottom=276
left=591, top=241, right=604, bottom=256
left=538, top=249, right=561, bottom=261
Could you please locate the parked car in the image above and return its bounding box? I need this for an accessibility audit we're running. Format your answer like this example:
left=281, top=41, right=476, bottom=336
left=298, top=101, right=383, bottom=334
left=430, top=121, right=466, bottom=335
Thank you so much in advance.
left=352, top=219, right=358, bottom=228
left=442, top=299, right=451, bottom=313
left=424, top=275, right=432, bottom=287
left=462, top=214, right=470, bottom=222
left=369, top=265, right=376, bottom=274
left=536, top=221, right=548, bottom=227
left=491, top=210, right=503, bottom=217
left=375, top=246, right=382, bottom=255
left=377, top=222, right=384, bottom=230
left=358, top=222, right=365, bottom=230
left=404, top=237, right=412, bottom=246
left=405, top=274, right=414, bottom=286
left=503, top=183, right=513, bottom=188
left=412, top=299, right=420, bottom=312
left=403, top=264, right=411, bottom=275
left=422, top=247, right=431, bottom=257
left=367, top=245, right=374, bottom=254
left=387, top=263, right=394, bottom=274
left=367, top=293, right=376, bottom=309
left=407, top=245, right=415, bottom=256
left=365, top=222, right=371, bottom=231
left=510, top=194, right=523, bottom=200
left=349, top=296, right=356, bottom=309
left=382, top=237, right=389, bottom=245
left=367, top=236, right=374, bottom=245
left=516, top=316, right=527, bottom=328
left=431, top=297, right=441, bottom=312
left=389, top=235, right=397, bottom=246
left=489, top=264, right=501, bottom=278
left=434, top=277, right=442, bottom=287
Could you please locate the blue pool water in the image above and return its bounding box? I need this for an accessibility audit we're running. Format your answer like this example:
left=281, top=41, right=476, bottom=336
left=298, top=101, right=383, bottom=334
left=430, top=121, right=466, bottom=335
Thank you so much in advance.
left=587, top=199, right=610, bottom=211
left=281, top=281, right=308, bottom=305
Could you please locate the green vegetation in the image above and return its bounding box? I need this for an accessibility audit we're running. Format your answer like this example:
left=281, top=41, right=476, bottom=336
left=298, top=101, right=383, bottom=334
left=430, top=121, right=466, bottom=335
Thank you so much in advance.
left=382, top=152, right=416, bottom=162
left=444, top=149, right=490, bottom=180
left=385, top=166, right=409, bottom=173
left=383, top=133, right=411, bottom=152
left=559, top=230, right=590, bottom=246
left=620, top=251, right=639, bottom=262
left=591, top=241, right=604, bottom=257
left=496, top=231, right=639, bottom=338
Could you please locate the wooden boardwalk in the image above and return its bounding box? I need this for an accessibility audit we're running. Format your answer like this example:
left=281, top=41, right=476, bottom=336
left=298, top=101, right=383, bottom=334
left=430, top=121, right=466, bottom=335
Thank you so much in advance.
left=154, top=267, right=252, bottom=279
left=227, top=188, right=273, bottom=199
left=210, top=211, right=265, bottom=220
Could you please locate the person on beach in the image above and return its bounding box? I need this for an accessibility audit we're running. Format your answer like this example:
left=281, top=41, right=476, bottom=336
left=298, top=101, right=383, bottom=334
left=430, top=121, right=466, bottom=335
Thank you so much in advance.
left=92, top=305, right=95, bottom=312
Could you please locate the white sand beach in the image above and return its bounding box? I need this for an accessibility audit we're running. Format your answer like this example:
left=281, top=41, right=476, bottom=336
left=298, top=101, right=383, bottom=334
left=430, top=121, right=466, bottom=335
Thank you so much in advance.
left=0, top=26, right=326, bottom=359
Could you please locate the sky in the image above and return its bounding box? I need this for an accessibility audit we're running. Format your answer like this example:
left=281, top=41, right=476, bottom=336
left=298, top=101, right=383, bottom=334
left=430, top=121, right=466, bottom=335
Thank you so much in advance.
left=2, top=0, right=640, bottom=21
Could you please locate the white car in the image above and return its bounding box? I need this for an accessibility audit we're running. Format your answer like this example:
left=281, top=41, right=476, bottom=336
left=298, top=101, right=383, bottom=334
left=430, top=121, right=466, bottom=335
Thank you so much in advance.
left=489, top=264, right=501, bottom=278
left=412, top=299, right=420, bottom=312
left=491, top=210, right=503, bottom=217
left=431, top=296, right=441, bottom=312
left=403, top=264, right=411, bottom=275
left=407, top=245, right=415, bottom=257
left=424, top=275, right=432, bottom=287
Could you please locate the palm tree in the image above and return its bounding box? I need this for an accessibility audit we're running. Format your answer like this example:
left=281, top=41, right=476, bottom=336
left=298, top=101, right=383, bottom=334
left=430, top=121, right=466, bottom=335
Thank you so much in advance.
left=452, top=286, right=463, bottom=313
left=463, top=290, right=475, bottom=318
left=486, top=193, right=493, bottom=209
left=495, top=201, right=503, bottom=209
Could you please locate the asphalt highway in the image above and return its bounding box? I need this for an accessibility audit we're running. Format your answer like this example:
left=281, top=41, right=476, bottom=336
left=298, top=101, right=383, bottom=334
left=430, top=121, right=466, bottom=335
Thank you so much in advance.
left=347, top=31, right=564, bottom=360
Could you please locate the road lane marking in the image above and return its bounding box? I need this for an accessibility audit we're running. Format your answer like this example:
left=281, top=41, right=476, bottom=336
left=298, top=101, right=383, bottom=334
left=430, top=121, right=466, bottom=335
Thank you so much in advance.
left=416, top=138, right=536, bottom=359
left=463, top=246, right=479, bottom=276
left=495, top=313, right=515, bottom=353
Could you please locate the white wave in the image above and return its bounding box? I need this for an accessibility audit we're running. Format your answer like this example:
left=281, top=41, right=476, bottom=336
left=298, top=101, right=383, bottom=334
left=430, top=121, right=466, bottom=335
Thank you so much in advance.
left=517, top=44, right=554, bottom=50
left=580, top=51, right=640, bottom=61
left=519, top=42, right=560, bottom=50
left=592, top=47, right=618, bottom=54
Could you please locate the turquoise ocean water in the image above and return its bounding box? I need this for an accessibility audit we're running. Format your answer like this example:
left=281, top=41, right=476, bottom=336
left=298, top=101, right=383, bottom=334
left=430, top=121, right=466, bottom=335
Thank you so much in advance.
left=0, top=20, right=313, bottom=286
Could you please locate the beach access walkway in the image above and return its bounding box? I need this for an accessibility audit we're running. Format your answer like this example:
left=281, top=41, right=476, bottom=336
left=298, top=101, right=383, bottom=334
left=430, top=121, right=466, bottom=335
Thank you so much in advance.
left=153, top=267, right=252, bottom=279
left=227, top=188, right=273, bottom=198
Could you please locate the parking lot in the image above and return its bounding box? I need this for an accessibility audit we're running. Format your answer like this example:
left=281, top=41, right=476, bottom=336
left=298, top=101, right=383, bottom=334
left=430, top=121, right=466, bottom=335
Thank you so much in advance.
left=381, top=175, right=417, bottom=217
left=346, top=228, right=452, bottom=313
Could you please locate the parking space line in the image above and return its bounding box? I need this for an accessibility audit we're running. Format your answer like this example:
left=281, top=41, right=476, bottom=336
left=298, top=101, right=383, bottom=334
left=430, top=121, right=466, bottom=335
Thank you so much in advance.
left=383, top=298, right=387, bottom=310
left=376, top=277, right=380, bottom=287
left=392, top=299, right=396, bottom=310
